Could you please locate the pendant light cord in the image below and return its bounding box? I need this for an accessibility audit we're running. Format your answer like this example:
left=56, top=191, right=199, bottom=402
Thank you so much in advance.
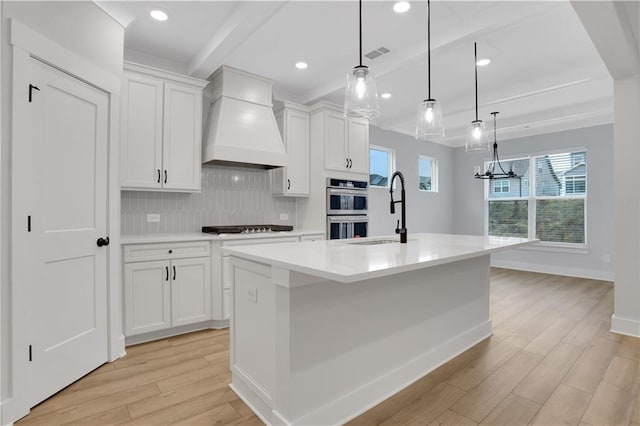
left=474, top=42, right=478, bottom=121
left=427, top=0, right=431, bottom=98
left=359, top=0, right=363, bottom=67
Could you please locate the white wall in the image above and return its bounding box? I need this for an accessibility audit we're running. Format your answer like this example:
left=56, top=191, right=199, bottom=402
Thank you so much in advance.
left=452, top=124, right=615, bottom=281
left=1, top=1, right=123, bottom=417
left=368, top=126, right=454, bottom=237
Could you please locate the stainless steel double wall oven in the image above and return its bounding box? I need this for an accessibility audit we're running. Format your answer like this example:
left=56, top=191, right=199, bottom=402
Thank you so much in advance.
left=326, top=178, right=368, bottom=240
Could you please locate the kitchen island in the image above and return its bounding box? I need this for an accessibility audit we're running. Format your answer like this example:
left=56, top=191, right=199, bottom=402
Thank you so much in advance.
left=223, top=233, right=536, bottom=425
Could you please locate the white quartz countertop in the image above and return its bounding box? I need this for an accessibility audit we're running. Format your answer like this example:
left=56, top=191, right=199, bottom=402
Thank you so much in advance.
left=121, top=230, right=324, bottom=245
left=223, top=233, right=538, bottom=283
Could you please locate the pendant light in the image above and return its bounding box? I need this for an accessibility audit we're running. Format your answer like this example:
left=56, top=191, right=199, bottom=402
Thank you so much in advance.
left=416, top=0, right=444, bottom=139
left=465, top=42, right=489, bottom=151
left=475, top=112, right=517, bottom=180
left=345, top=0, right=380, bottom=119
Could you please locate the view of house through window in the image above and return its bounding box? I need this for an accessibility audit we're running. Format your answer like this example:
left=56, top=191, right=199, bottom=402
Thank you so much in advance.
left=369, top=146, right=393, bottom=188
left=419, top=156, right=437, bottom=192
left=487, top=151, right=587, bottom=244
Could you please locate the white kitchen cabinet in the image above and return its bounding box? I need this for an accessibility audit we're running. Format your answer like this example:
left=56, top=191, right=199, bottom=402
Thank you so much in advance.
left=122, top=241, right=211, bottom=338
left=124, top=260, right=171, bottom=336
left=347, top=118, right=370, bottom=174
left=318, top=106, right=369, bottom=174
left=120, top=62, right=207, bottom=192
left=272, top=102, right=310, bottom=196
left=171, top=257, right=211, bottom=327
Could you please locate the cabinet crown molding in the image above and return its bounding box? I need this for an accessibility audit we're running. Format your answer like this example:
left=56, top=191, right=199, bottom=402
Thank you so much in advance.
left=124, top=61, right=208, bottom=88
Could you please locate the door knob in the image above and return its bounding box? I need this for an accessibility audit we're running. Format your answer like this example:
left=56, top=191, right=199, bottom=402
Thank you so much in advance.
left=97, top=237, right=110, bottom=247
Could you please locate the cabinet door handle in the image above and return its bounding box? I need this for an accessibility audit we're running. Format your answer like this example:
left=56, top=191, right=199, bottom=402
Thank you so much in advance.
left=346, top=158, right=349, bottom=168
left=165, top=266, right=169, bottom=281
left=164, top=170, right=168, bottom=184
left=157, top=169, right=161, bottom=183
left=287, top=178, right=291, bottom=190
left=349, top=158, right=353, bottom=168
left=173, top=265, right=176, bottom=280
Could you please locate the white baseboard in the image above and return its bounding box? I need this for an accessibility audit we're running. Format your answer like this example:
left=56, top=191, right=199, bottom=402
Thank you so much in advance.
left=491, top=259, right=614, bottom=282
left=611, top=314, right=640, bottom=338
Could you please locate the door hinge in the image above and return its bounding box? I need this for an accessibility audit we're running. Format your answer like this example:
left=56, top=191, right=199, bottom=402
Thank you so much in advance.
left=28, top=84, right=40, bottom=103
left=29, top=344, right=32, bottom=362
left=27, top=215, right=31, bottom=232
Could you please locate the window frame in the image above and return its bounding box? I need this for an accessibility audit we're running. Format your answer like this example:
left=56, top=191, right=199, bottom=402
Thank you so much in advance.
left=484, top=149, right=588, bottom=249
left=418, top=155, right=438, bottom=193
left=565, top=175, right=586, bottom=195
left=369, top=145, right=395, bottom=189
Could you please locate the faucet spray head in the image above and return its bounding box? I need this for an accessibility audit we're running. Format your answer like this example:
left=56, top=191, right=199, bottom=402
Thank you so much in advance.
left=390, top=199, right=395, bottom=214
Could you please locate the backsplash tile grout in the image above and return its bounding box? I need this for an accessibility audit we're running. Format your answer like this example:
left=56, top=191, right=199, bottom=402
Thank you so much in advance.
left=121, top=165, right=297, bottom=235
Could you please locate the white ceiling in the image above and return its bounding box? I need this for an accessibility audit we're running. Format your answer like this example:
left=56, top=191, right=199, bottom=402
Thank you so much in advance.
left=97, top=0, right=613, bottom=147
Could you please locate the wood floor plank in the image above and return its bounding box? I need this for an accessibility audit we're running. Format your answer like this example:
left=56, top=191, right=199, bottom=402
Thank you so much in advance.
left=63, top=406, right=131, bottom=425
left=478, top=393, right=540, bottom=426
left=127, top=374, right=232, bottom=419
left=155, top=358, right=230, bottom=392
left=19, top=384, right=159, bottom=425
left=616, top=335, right=640, bottom=361
left=603, top=355, right=639, bottom=392
left=124, top=387, right=239, bottom=425
left=380, top=382, right=466, bottom=426
left=428, top=410, right=478, bottom=426
left=512, top=343, right=584, bottom=404
left=230, top=399, right=255, bottom=418
left=581, top=381, right=635, bottom=425
left=445, top=335, right=529, bottom=391
left=563, top=336, right=620, bottom=393
left=530, top=383, right=592, bottom=426
left=176, top=402, right=241, bottom=425
left=347, top=371, right=450, bottom=426
left=522, top=316, right=579, bottom=356
left=449, top=351, right=543, bottom=422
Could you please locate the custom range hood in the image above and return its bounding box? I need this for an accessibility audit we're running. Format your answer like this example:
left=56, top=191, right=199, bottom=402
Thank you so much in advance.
left=203, top=66, right=286, bottom=169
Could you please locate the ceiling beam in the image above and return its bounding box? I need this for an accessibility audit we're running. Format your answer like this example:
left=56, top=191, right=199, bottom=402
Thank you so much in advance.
left=187, top=1, right=288, bottom=79
left=571, top=0, right=638, bottom=80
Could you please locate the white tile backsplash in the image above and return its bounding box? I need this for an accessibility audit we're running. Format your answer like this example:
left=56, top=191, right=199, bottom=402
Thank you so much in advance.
left=121, top=165, right=297, bottom=234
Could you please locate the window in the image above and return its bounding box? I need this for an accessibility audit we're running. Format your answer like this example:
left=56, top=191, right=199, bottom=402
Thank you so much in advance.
left=419, top=156, right=437, bottom=192
left=565, top=175, right=586, bottom=194
left=493, top=180, right=510, bottom=194
left=486, top=150, right=587, bottom=245
left=369, top=146, right=394, bottom=188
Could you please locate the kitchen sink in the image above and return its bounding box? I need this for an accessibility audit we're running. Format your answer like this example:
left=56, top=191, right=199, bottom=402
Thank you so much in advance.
left=344, top=239, right=400, bottom=245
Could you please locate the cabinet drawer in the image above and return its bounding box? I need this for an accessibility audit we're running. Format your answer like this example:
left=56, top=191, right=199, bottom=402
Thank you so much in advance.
left=124, top=241, right=210, bottom=263
left=221, top=236, right=300, bottom=247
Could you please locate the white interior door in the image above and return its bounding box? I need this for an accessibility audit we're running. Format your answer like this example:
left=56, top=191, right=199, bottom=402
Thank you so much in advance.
left=27, top=58, right=109, bottom=406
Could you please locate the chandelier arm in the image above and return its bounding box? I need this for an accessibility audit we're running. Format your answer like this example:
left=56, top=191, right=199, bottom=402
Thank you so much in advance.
left=494, top=147, right=511, bottom=176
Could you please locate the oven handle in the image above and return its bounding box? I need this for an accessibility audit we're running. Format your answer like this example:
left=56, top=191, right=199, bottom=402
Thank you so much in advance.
left=326, top=187, right=368, bottom=196
left=327, top=215, right=369, bottom=223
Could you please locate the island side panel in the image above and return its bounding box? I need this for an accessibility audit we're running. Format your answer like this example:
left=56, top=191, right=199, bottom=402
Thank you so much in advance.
left=282, top=254, right=492, bottom=425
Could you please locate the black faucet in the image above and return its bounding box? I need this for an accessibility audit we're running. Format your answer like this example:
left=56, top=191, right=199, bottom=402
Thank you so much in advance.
left=390, top=171, right=407, bottom=243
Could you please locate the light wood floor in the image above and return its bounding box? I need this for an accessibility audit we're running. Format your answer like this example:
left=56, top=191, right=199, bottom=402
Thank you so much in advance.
left=17, top=269, right=640, bottom=426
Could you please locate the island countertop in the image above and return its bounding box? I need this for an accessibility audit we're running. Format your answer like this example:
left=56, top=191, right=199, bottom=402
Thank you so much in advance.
left=222, top=232, right=537, bottom=283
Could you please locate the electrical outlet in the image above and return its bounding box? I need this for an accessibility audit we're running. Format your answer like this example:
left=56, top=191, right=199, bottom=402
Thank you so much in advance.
left=247, top=287, right=258, bottom=304
left=279, top=213, right=289, bottom=221
left=147, top=214, right=160, bottom=223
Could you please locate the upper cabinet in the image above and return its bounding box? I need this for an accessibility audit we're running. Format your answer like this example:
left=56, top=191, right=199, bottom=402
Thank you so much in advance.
left=120, top=62, right=208, bottom=192
left=271, top=101, right=310, bottom=197
left=317, top=104, right=369, bottom=175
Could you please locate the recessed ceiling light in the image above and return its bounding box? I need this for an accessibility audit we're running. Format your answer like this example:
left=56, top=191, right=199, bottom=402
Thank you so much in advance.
left=150, top=10, right=168, bottom=21
left=381, top=93, right=392, bottom=99
left=393, top=1, right=411, bottom=13
left=476, top=58, right=491, bottom=66
left=295, top=62, right=308, bottom=70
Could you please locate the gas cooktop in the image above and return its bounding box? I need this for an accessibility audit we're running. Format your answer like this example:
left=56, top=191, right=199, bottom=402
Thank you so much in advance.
left=202, top=225, right=294, bottom=234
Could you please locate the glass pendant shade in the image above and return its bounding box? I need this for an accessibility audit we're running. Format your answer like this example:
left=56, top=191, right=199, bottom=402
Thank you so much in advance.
left=416, top=99, right=444, bottom=139
left=345, top=65, right=380, bottom=119
left=465, top=119, right=489, bottom=151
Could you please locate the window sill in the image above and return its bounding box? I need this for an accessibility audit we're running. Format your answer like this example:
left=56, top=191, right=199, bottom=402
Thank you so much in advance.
left=516, top=242, right=589, bottom=255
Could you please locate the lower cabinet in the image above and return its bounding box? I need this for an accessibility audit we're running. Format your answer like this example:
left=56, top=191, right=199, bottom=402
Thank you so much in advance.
left=123, top=243, right=211, bottom=337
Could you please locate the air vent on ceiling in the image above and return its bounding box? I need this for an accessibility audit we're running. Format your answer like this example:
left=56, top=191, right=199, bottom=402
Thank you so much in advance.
left=364, top=46, right=391, bottom=60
